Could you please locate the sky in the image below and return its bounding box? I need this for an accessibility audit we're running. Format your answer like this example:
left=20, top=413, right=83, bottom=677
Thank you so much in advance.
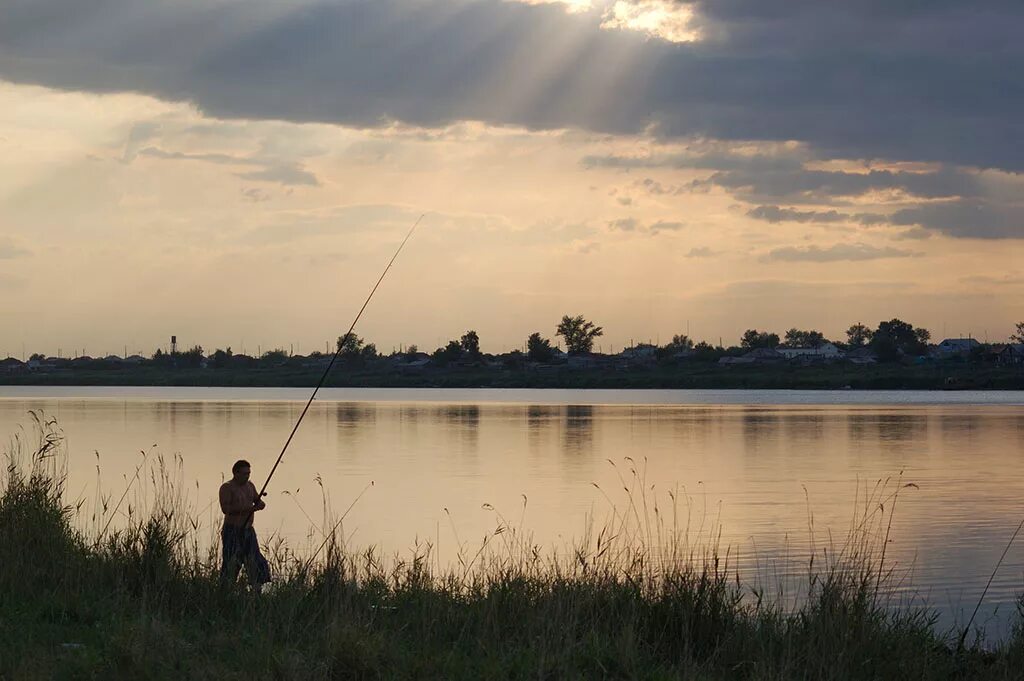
left=1, top=0, right=1022, bottom=357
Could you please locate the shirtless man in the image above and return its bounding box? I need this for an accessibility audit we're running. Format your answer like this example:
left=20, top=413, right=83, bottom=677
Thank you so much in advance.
left=219, top=459, right=270, bottom=589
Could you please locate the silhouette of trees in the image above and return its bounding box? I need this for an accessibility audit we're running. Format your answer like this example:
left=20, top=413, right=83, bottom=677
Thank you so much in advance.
left=210, top=347, right=233, bottom=369
left=845, top=323, right=873, bottom=348
left=783, top=328, right=826, bottom=348
left=740, top=330, right=780, bottom=349
left=460, top=330, right=480, bottom=358
left=260, top=349, right=288, bottom=364
left=336, top=334, right=376, bottom=363
left=527, top=332, right=553, bottom=362
left=869, top=319, right=929, bottom=360
left=556, top=315, right=603, bottom=354
left=432, top=340, right=463, bottom=366
left=666, top=334, right=694, bottom=352
left=1010, top=322, right=1024, bottom=343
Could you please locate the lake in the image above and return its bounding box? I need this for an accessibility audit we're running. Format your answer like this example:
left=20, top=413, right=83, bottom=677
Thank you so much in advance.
left=3, top=386, right=1024, bottom=639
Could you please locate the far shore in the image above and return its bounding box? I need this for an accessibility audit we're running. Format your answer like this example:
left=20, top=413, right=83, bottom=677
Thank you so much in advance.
left=2, top=361, right=1023, bottom=391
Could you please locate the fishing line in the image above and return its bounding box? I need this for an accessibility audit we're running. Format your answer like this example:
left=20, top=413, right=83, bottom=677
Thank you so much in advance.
left=244, top=214, right=424, bottom=527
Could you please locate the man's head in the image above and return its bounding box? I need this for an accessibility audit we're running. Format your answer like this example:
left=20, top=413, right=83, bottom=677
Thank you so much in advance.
left=231, top=459, right=251, bottom=484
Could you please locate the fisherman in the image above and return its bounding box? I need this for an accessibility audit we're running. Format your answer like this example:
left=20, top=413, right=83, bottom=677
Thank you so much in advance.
left=219, top=459, right=271, bottom=590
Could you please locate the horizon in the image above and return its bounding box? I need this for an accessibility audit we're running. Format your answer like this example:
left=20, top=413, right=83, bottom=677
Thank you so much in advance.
left=1, top=1, right=1022, bottom=354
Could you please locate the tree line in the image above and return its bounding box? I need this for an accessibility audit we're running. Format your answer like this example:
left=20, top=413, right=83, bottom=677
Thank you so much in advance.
left=126, top=317, right=1024, bottom=369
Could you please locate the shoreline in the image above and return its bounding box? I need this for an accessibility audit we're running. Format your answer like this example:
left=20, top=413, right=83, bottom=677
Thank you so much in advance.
left=2, top=362, right=1024, bottom=391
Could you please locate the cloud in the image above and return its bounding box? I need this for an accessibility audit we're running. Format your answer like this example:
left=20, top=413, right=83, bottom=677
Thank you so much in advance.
left=701, top=166, right=980, bottom=204
left=607, top=217, right=683, bottom=235
left=0, top=237, right=30, bottom=259
left=138, top=146, right=319, bottom=187
left=891, top=227, right=932, bottom=241
left=1, top=0, right=1022, bottom=171
left=958, top=273, right=1024, bottom=287
left=685, top=246, right=717, bottom=258
left=608, top=217, right=639, bottom=231
left=761, top=243, right=920, bottom=263
left=747, top=205, right=888, bottom=226
left=649, top=219, right=684, bottom=233
left=889, top=201, right=1024, bottom=239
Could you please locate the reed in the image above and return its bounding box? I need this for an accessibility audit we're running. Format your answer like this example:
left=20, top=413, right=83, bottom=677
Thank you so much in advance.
left=2, top=415, right=1022, bottom=679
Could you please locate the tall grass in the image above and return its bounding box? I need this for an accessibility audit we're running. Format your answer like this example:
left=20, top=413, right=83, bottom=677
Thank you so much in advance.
left=2, top=415, right=1023, bottom=679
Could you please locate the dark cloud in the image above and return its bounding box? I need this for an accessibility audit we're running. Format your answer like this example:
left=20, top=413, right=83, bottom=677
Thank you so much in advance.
left=890, top=227, right=932, bottom=241
left=701, top=166, right=980, bottom=204
left=747, top=205, right=888, bottom=226
left=0, top=0, right=1022, bottom=170
left=762, top=242, right=920, bottom=263
left=889, top=201, right=1024, bottom=239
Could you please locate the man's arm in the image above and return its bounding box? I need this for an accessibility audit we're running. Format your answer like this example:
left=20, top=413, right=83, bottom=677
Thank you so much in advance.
left=250, top=482, right=266, bottom=511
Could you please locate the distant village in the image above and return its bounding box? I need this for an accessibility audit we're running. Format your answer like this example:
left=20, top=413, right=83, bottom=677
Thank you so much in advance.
left=3, top=316, right=1024, bottom=380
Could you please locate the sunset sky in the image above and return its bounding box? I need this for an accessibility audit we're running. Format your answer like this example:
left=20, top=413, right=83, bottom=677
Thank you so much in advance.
left=1, top=0, right=1022, bottom=357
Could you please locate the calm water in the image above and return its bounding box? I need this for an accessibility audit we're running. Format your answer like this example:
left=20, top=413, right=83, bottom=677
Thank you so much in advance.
left=3, top=386, right=1024, bottom=639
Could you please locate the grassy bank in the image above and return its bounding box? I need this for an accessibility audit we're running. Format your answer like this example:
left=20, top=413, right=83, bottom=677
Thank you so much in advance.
left=2, top=418, right=1023, bottom=679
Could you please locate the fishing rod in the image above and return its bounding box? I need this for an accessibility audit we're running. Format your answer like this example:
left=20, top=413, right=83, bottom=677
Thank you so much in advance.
left=243, top=214, right=425, bottom=527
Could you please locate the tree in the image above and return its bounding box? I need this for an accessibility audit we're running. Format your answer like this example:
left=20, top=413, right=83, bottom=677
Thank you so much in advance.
left=361, top=343, right=378, bottom=360
left=666, top=334, right=694, bottom=351
left=869, top=319, right=929, bottom=361
left=260, top=348, right=288, bottom=364
left=210, top=347, right=233, bottom=369
left=783, top=328, right=825, bottom=348
left=845, top=323, right=873, bottom=348
left=29, top=353, right=45, bottom=362
left=556, top=315, right=603, bottom=354
left=527, top=332, right=553, bottom=362
left=1011, top=322, right=1024, bottom=344
left=460, top=330, right=480, bottom=357
left=337, top=333, right=365, bottom=357
left=740, top=329, right=780, bottom=349
left=691, top=341, right=720, bottom=361
left=432, top=340, right=463, bottom=366
left=404, top=344, right=419, bottom=360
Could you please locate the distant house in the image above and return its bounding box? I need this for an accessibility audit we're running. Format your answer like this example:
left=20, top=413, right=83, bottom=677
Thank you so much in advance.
left=992, top=344, right=1024, bottom=366
left=845, top=347, right=878, bottom=365
left=123, top=355, right=146, bottom=364
left=0, top=357, right=26, bottom=374
left=742, top=348, right=786, bottom=363
left=778, top=342, right=843, bottom=361
left=614, top=345, right=657, bottom=368
left=936, top=338, right=981, bottom=357
left=567, top=353, right=608, bottom=370
left=27, top=359, right=58, bottom=372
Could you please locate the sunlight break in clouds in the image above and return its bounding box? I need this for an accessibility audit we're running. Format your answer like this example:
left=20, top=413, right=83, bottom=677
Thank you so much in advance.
left=601, top=1, right=700, bottom=43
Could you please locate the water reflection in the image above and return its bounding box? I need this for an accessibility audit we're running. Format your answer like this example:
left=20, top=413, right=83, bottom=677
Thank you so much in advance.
left=2, top=395, right=1024, bottom=639
left=562, top=405, right=594, bottom=456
